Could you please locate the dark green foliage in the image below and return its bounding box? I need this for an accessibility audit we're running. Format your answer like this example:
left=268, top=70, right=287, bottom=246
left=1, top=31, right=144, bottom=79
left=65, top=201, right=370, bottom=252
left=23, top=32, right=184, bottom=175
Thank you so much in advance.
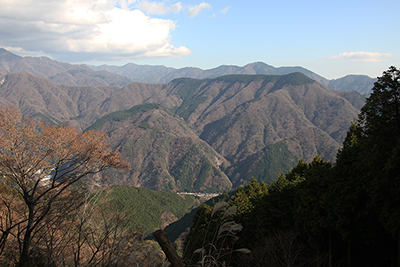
left=294, top=156, right=333, bottom=244
left=285, top=158, right=309, bottom=182
left=34, top=112, right=62, bottom=126
left=170, top=78, right=209, bottom=119
left=172, top=73, right=314, bottom=90
left=354, top=66, right=400, bottom=240
left=86, top=103, right=161, bottom=131
left=247, top=140, right=298, bottom=183
left=237, top=97, right=261, bottom=107
left=171, top=145, right=198, bottom=190
left=359, top=66, right=400, bottom=139
left=171, top=145, right=223, bottom=192
left=103, top=185, right=195, bottom=231
left=174, top=96, right=208, bottom=120
left=271, top=72, right=315, bottom=90
left=171, top=78, right=204, bottom=99
left=213, top=74, right=280, bottom=84
left=212, top=73, right=314, bottom=86
left=321, top=67, right=400, bottom=265
left=138, top=121, right=151, bottom=129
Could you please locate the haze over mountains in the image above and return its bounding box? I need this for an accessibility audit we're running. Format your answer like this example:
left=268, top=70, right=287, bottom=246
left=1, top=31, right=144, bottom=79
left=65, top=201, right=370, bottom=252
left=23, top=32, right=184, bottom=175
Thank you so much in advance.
left=1, top=48, right=375, bottom=94
left=0, top=48, right=370, bottom=191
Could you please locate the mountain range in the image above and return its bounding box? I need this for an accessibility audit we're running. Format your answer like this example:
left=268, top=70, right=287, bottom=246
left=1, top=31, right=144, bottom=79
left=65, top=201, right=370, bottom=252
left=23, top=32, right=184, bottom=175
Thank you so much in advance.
left=0, top=48, right=368, bottom=191
left=1, top=48, right=375, bottom=94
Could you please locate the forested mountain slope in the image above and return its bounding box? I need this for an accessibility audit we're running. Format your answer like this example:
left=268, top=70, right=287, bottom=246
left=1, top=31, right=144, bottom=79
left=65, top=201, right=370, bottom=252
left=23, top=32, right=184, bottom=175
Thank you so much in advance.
left=88, top=104, right=232, bottom=191
left=167, top=73, right=360, bottom=185
left=0, top=68, right=364, bottom=190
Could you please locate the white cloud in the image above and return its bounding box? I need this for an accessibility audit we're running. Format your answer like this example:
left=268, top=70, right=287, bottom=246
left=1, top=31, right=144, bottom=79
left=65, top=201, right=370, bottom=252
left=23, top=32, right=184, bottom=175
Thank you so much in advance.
left=136, top=1, right=184, bottom=15
left=327, top=51, right=394, bottom=62
left=186, top=2, right=211, bottom=18
left=211, top=6, right=230, bottom=18
left=0, top=0, right=192, bottom=62
left=221, top=6, right=231, bottom=14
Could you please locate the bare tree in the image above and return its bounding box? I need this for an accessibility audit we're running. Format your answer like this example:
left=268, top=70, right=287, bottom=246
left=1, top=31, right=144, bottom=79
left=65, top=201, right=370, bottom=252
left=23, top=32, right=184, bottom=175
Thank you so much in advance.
left=0, top=106, right=128, bottom=267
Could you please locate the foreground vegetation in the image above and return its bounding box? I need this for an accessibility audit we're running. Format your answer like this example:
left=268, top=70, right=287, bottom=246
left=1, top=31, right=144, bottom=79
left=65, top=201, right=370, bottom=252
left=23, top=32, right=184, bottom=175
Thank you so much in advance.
left=183, top=66, right=400, bottom=266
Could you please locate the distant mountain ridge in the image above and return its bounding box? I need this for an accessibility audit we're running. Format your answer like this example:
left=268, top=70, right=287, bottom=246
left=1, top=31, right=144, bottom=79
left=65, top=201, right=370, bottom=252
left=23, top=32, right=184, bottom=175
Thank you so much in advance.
left=0, top=48, right=133, bottom=87
left=89, top=60, right=376, bottom=95
left=328, top=74, right=375, bottom=95
left=0, top=48, right=375, bottom=94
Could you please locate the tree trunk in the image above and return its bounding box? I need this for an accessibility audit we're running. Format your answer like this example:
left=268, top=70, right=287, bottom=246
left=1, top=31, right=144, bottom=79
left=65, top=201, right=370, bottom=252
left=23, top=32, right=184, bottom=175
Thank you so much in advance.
left=154, top=229, right=184, bottom=267
left=17, top=202, right=35, bottom=267
left=18, top=229, right=32, bottom=267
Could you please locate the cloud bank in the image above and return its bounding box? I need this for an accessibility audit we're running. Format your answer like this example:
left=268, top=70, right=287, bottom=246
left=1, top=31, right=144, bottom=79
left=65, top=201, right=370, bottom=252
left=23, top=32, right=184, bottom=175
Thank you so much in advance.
left=0, top=0, right=195, bottom=62
left=328, top=51, right=394, bottom=62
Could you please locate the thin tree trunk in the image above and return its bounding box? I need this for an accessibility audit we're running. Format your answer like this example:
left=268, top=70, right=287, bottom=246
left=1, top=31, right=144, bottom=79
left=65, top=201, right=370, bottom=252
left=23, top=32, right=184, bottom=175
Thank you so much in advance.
left=347, top=240, right=351, bottom=267
left=329, top=230, right=332, bottom=267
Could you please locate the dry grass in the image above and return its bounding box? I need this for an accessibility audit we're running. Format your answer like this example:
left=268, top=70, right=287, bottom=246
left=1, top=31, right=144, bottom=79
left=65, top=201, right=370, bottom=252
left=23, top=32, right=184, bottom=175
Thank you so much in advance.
left=184, top=203, right=250, bottom=267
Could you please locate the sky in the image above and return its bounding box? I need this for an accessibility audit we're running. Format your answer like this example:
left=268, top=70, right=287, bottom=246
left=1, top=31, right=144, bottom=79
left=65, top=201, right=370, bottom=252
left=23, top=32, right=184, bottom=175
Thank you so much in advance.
left=0, top=0, right=399, bottom=80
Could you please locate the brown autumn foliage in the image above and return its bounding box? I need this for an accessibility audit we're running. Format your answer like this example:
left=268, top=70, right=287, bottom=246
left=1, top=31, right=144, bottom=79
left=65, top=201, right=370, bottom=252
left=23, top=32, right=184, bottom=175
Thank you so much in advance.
left=0, top=183, right=169, bottom=267
left=0, top=105, right=130, bottom=267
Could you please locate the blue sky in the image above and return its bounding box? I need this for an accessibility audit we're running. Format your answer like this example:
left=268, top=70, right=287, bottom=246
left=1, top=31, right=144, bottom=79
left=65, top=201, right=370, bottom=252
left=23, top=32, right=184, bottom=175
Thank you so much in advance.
left=0, top=0, right=399, bottom=79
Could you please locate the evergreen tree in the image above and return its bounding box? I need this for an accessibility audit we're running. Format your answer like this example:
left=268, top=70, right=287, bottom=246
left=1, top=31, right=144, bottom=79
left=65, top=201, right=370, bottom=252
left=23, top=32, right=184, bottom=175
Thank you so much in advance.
left=331, top=66, right=400, bottom=265
left=358, top=66, right=400, bottom=240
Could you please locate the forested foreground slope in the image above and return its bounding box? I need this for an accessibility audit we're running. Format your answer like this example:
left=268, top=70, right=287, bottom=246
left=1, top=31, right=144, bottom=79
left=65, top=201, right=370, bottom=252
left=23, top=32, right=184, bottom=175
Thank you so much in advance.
left=183, top=66, right=400, bottom=267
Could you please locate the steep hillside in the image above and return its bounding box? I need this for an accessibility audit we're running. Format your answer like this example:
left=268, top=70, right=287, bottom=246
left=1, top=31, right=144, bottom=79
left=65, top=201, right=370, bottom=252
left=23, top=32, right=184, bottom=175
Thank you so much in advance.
left=174, top=73, right=360, bottom=185
left=0, top=69, right=362, bottom=190
left=90, top=73, right=360, bottom=187
left=89, top=104, right=232, bottom=192
left=0, top=72, right=129, bottom=129
left=0, top=72, right=179, bottom=130
left=0, top=72, right=78, bottom=122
